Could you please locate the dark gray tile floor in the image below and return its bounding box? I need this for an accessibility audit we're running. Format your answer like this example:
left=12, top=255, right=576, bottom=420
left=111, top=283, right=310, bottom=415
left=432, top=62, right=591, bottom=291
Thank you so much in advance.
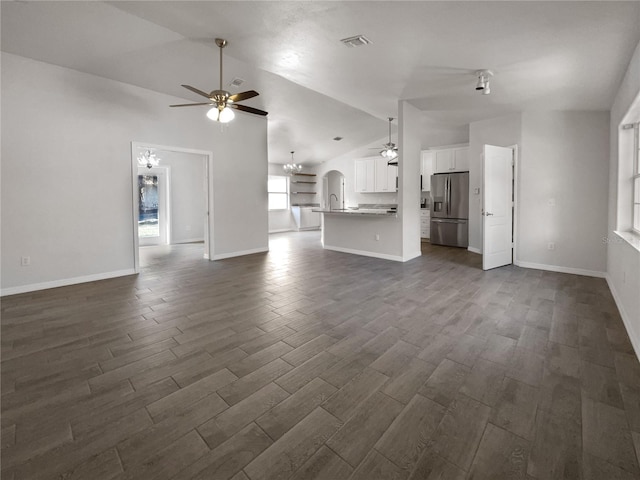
left=1, top=231, right=639, bottom=479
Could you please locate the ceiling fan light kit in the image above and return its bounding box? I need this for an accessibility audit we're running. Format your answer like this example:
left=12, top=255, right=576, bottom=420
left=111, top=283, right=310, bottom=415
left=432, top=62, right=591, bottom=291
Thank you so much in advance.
left=169, top=38, right=268, bottom=122
left=474, top=69, right=493, bottom=95
left=380, top=117, right=398, bottom=164
left=207, top=105, right=235, bottom=123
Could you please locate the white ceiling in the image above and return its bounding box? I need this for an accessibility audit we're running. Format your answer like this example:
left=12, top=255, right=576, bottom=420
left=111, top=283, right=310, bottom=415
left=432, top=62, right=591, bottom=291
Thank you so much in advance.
left=2, top=1, right=640, bottom=165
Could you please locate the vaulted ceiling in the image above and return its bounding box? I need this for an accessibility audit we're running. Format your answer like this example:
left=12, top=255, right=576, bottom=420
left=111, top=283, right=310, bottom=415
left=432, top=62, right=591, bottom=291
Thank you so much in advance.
left=3, top=1, right=640, bottom=164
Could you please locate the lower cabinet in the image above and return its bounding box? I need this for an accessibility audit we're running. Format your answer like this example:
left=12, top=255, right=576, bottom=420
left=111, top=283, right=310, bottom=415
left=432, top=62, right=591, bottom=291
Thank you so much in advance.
left=420, top=210, right=431, bottom=239
left=291, top=207, right=320, bottom=231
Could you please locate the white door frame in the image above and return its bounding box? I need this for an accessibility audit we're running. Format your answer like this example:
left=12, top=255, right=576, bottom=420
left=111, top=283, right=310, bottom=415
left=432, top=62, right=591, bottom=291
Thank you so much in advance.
left=481, top=144, right=519, bottom=268
left=511, top=144, right=520, bottom=266
left=131, top=141, right=213, bottom=273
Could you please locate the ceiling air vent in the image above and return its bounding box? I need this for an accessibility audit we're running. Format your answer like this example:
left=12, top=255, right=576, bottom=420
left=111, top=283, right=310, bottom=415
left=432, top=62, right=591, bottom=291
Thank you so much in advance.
left=340, top=35, right=371, bottom=48
left=229, top=77, right=244, bottom=88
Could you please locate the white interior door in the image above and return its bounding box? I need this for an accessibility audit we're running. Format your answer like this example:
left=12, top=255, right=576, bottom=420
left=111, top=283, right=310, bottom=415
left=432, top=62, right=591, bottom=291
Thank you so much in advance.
left=482, top=145, right=513, bottom=270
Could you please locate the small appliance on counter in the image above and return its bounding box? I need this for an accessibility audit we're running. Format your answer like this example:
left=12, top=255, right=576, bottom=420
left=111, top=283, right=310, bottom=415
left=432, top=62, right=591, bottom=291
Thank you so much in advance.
left=430, top=172, right=469, bottom=248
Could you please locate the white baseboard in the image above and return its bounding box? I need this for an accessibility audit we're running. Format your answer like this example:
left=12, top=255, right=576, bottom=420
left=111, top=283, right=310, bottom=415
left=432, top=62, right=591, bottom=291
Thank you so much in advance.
left=173, top=237, right=205, bottom=244
left=515, top=260, right=606, bottom=278
left=213, top=247, right=269, bottom=260
left=1, top=269, right=137, bottom=297
left=606, top=274, right=640, bottom=361
left=403, top=250, right=423, bottom=262
left=468, top=247, right=481, bottom=254
left=269, top=229, right=295, bottom=234
left=323, top=245, right=404, bottom=262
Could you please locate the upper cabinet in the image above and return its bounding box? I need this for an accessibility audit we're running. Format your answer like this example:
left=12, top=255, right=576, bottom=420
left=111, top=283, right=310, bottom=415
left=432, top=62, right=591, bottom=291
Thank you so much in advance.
left=355, top=158, right=375, bottom=192
left=420, top=151, right=434, bottom=191
left=432, top=146, right=469, bottom=173
left=355, top=157, right=397, bottom=193
left=375, top=157, right=397, bottom=192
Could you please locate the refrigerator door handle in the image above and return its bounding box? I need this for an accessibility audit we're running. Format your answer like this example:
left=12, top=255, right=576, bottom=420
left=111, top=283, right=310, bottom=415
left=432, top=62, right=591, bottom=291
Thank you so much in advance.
left=446, top=176, right=451, bottom=216
left=444, top=176, right=448, bottom=217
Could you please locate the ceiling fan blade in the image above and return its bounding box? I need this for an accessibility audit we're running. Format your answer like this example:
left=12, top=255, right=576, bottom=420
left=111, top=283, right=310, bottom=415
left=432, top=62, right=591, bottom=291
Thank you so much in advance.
left=231, top=103, right=268, bottom=116
left=169, top=102, right=212, bottom=107
left=181, top=85, right=212, bottom=99
left=229, top=90, right=259, bottom=103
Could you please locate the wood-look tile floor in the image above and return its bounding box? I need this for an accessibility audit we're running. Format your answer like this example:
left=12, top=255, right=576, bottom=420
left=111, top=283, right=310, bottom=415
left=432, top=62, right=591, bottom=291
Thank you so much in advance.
left=2, top=231, right=639, bottom=480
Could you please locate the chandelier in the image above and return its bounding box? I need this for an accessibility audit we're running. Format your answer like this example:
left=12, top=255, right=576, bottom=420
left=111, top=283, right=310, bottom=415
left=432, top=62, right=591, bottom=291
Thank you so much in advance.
left=137, top=149, right=160, bottom=169
left=283, top=151, right=302, bottom=175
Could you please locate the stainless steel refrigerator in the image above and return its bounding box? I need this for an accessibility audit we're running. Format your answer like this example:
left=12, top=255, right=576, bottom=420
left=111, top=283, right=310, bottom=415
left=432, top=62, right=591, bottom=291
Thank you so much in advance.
left=430, top=172, right=469, bottom=247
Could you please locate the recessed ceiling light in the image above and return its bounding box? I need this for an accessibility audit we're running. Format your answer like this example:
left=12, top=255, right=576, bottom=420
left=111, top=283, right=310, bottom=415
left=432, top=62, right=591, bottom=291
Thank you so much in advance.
left=333, top=136, right=344, bottom=141
left=340, top=35, right=371, bottom=48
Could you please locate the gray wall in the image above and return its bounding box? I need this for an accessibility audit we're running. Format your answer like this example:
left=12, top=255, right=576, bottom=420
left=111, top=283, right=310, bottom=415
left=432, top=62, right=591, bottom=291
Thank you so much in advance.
left=469, top=113, right=522, bottom=252
left=519, top=111, right=609, bottom=273
left=152, top=150, right=206, bottom=244
left=608, top=38, right=640, bottom=356
left=1, top=53, right=268, bottom=293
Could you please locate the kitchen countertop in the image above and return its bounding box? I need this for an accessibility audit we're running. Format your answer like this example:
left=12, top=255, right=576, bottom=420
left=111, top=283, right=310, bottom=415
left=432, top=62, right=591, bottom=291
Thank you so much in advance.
left=312, top=208, right=397, bottom=216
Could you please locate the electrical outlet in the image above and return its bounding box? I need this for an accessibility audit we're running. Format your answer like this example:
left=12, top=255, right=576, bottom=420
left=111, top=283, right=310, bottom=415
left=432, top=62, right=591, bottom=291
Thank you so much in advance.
left=547, top=242, right=555, bottom=251
left=375, top=233, right=380, bottom=241
left=21, top=256, right=31, bottom=266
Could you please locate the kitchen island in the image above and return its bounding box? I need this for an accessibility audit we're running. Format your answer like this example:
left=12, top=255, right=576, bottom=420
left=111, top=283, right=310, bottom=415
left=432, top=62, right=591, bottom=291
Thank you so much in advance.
left=313, top=205, right=403, bottom=261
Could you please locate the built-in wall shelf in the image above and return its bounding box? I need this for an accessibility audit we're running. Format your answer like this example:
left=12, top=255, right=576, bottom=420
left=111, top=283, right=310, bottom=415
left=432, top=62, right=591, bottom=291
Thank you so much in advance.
left=292, top=192, right=317, bottom=194
left=293, top=173, right=316, bottom=177
left=291, top=181, right=317, bottom=184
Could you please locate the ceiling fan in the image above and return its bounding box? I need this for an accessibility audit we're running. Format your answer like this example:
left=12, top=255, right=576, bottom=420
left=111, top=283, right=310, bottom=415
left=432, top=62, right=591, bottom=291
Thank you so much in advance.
left=170, top=38, right=268, bottom=123
left=370, top=117, right=399, bottom=165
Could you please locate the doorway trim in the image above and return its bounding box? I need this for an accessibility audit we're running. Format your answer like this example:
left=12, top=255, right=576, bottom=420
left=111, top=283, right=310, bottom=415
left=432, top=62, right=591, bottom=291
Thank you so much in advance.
left=131, top=142, right=213, bottom=273
left=511, top=144, right=520, bottom=267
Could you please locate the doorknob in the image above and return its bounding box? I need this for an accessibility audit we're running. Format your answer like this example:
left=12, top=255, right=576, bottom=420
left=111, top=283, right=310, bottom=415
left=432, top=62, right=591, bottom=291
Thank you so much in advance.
left=485, top=212, right=494, bottom=216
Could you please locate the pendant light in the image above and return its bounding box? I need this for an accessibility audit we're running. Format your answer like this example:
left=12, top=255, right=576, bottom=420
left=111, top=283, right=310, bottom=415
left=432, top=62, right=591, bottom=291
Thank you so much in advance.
left=137, top=149, right=160, bottom=169
left=283, top=151, right=302, bottom=175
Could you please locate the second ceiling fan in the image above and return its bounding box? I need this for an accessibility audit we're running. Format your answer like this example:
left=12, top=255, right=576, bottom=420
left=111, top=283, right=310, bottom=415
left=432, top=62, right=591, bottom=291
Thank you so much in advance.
left=370, top=117, right=399, bottom=165
left=170, top=38, right=268, bottom=123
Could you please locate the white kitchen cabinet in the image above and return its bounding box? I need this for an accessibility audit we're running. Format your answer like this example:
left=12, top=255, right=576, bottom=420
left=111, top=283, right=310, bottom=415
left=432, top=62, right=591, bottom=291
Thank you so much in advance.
left=432, top=146, right=469, bottom=173
left=420, top=209, right=431, bottom=239
left=375, top=157, right=397, bottom=192
left=355, top=159, right=375, bottom=192
left=291, top=206, right=320, bottom=231
left=421, top=151, right=434, bottom=191
left=355, top=157, right=397, bottom=193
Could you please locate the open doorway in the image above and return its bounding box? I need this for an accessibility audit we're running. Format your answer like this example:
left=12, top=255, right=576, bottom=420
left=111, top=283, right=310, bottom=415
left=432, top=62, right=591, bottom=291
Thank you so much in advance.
left=138, top=167, right=170, bottom=246
left=131, top=142, right=213, bottom=272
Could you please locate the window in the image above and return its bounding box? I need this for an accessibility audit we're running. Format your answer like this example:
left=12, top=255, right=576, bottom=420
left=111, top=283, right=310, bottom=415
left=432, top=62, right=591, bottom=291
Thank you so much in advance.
left=634, top=124, right=640, bottom=233
left=268, top=175, right=289, bottom=210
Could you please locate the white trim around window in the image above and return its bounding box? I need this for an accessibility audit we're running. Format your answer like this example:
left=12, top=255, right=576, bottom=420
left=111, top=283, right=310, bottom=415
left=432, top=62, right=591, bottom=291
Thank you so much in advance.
left=268, top=175, right=290, bottom=211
